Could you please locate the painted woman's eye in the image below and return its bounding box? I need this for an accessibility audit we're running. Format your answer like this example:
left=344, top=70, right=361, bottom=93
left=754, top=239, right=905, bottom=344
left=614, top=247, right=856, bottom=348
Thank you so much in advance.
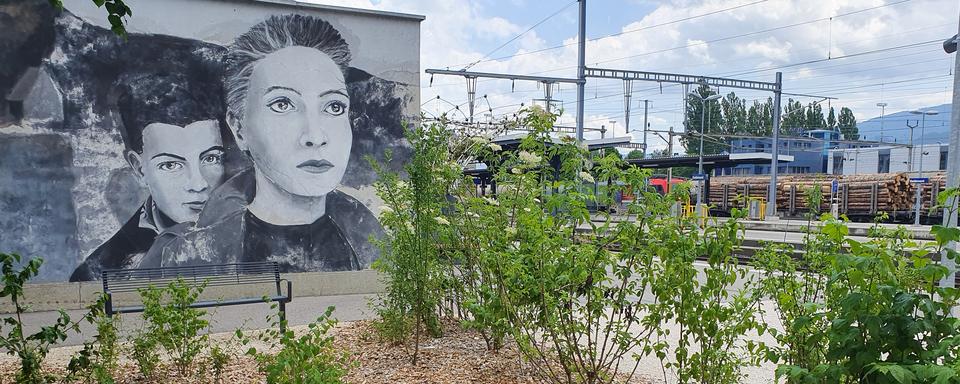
left=268, top=97, right=295, bottom=114
left=324, top=101, right=347, bottom=116
left=201, top=153, right=222, bottom=165
left=157, top=161, right=184, bottom=172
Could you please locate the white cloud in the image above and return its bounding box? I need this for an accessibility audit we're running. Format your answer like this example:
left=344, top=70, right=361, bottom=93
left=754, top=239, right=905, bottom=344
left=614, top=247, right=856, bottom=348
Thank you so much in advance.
left=686, top=39, right=714, bottom=64
left=313, top=0, right=958, bottom=144
left=734, top=37, right=792, bottom=62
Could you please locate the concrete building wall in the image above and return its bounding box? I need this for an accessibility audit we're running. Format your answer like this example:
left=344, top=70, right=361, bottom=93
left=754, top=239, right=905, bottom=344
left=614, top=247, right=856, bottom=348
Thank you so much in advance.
left=830, top=144, right=947, bottom=175
left=0, top=0, right=422, bottom=281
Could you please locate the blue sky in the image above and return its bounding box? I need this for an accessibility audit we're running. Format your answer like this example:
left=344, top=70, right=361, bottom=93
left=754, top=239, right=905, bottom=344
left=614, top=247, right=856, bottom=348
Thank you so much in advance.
left=316, top=0, right=958, bottom=151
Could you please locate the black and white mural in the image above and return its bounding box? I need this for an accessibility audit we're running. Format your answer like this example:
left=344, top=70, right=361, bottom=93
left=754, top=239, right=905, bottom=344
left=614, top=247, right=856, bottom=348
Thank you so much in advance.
left=0, top=0, right=421, bottom=281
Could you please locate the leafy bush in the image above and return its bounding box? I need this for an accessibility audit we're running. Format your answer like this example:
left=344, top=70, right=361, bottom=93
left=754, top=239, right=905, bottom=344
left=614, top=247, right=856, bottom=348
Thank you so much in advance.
left=370, top=305, right=412, bottom=346
left=208, top=344, right=231, bottom=383
left=758, top=188, right=960, bottom=383
left=644, top=206, right=766, bottom=384
left=135, top=278, right=210, bottom=376
left=129, top=330, right=159, bottom=379
left=370, top=109, right=769, bottom=383
left=65, top=295, right=120, bottom=384
left=370, top=121, right=463, bottom=363
left=0, top=253, right=81, bottom=384
left=241, top=305, right=350, bottom=383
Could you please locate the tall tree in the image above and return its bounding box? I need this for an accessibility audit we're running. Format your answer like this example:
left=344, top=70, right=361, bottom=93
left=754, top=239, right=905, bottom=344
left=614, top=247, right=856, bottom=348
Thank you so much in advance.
left=600, top=147, right=623, bottom=160
left=804, top=102, right=826, bottom=130
left=837, top=107, right=858, bottom=140
left=721, top=92, right=748, bottom=136
left=650, top=147, right=672, bottom=157
left=681, top=84, right=724, bottom=156
left=746, top=98, right=774, bottom=137
left=626, top=149, right=645, bottom=159
left=781, top=98, right=806, bottom=134
left=826, top=106, right=837, bottom=130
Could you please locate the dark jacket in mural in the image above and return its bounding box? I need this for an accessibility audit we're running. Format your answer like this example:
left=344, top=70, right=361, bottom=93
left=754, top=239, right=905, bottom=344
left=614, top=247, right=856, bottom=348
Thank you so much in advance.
left=142, top=168, right=384, bottom=273
left=68, top=197, right=176, bottom=281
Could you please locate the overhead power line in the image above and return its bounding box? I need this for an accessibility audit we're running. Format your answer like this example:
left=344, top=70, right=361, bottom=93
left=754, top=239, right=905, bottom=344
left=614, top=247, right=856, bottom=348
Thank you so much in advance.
left=449, top=0, right=770, bottom=69
left=522, top=0, right=915, bottom=75
left=461, top=1, right=577, bottom=71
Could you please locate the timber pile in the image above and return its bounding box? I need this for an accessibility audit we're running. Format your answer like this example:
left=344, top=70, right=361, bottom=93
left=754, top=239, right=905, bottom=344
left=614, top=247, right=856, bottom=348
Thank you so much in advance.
left=708, top=173, right=917, bottom=214
left=920, top=172, right=948, bottom=212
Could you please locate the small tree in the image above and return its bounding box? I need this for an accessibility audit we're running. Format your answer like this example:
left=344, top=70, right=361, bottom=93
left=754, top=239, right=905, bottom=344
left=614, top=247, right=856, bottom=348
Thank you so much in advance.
left=370, top=122, right=462, bottom=364
left=136, top=279, right=209, bottom=376
left=0, top=253, right=81, bottom=383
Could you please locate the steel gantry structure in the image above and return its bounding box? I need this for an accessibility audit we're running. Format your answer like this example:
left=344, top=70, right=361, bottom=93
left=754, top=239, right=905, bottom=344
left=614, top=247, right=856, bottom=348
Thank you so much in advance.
left=424, top=0, right=838, bottom=219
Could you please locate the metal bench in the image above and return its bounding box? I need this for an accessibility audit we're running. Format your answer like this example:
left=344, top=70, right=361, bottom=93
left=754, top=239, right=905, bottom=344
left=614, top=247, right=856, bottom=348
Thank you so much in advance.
left=101, top=262, right=292, bottom=330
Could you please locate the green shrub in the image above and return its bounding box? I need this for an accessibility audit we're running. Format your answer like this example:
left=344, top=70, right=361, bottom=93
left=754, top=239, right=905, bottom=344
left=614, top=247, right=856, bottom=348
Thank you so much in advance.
left=371, top=109, right=768, bottom=384
left=136, top=278, right=209, bottom=376
left=370, top=305, right=411, bottom=346
left=369, top=121, right=462, bottom=363
left=758, top=188, right=960, bottom=383
left=208, top=344, right=231, bottom=383
left=129, top=330, right=159, bottom=379
left=241, top=305, right=350, bottom=383
left=0, top=253, right=81, bottom=384
left=65, top=295, right=120, bottom=384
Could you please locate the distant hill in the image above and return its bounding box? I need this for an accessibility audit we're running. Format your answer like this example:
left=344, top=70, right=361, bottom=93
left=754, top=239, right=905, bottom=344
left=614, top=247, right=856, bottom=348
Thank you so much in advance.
left=856, top=103, right=952, bottom=145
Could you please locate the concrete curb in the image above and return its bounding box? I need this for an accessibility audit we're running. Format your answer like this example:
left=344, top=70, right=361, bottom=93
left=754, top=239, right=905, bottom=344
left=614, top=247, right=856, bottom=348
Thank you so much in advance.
left=2, top=269, right=386, bottom=313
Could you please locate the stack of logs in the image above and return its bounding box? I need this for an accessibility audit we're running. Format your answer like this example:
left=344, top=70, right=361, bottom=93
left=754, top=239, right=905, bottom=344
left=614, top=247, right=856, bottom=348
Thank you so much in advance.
left=707, top=172, right=947, bottom=214
left=920, top=173, right=949, bottom=212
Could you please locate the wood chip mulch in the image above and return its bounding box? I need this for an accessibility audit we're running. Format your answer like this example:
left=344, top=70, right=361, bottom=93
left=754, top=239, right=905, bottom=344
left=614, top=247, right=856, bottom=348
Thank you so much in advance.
left=338, top=320, right=541, bottom=383
left=0, top=320, right=652, bottom=383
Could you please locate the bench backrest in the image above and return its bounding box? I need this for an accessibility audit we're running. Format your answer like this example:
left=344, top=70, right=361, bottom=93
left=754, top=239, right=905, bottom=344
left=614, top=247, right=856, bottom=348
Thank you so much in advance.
left=101, top=262, right=282, bottom=295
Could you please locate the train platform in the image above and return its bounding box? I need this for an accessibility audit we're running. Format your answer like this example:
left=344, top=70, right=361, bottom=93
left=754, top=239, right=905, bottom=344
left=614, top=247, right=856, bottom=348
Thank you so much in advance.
left=734, top=218, right=935, bottom=240
left=592, top=213, right=937, bottom=241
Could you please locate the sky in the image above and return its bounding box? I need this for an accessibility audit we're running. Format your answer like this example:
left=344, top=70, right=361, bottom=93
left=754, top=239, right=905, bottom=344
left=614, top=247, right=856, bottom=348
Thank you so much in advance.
left=311, top=0, right=959, bottom=152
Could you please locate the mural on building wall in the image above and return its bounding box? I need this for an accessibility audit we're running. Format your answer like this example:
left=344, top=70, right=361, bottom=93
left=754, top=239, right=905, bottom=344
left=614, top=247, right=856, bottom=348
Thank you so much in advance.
left=0, top=1, right=417, bottom=281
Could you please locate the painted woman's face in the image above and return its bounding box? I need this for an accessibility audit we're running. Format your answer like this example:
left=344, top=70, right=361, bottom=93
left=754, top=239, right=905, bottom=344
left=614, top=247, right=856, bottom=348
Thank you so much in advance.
left=133, top=120, right=225, bottom=223
left=236, top=46, right=351, bottom=197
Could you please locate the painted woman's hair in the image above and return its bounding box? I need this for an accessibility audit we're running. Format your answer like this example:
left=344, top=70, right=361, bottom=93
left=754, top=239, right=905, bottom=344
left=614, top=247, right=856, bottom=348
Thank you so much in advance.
left=223, top=14, right=351, bottom=122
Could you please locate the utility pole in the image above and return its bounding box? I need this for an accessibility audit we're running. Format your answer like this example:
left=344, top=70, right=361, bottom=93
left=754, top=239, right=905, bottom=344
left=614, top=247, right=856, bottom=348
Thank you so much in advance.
left=911, top=110, right=939, bottom=226
left=877, top=102, right=888, bottom=142
left=642, top=99, right=649, bottom=157
left=623, top=80, right=633, bottom=135
left=940, top=22, right=959, bottom=289
left=906, top=119, right=919, bottom=224
left=767, top=72, right=783, bottom=219
left=576, top=0, right=586, bottom=142
left=667, top=126, right=674, bottom=185
left=694, top=93, right=721, bottom=211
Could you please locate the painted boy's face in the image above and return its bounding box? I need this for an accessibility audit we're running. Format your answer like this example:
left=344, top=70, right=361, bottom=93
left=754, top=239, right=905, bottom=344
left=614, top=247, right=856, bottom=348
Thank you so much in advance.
left=235, top=46, right=351, bottom=197
left=132, top=120, right=225, bottom=223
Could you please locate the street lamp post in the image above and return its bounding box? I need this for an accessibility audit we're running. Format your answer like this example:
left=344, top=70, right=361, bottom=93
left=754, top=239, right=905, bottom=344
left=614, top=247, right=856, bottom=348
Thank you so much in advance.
left=692, top=92, right=722, bottom=213
left=877, top=102, right=888, bottom=142
left=910, top=110, right=939, bottom=225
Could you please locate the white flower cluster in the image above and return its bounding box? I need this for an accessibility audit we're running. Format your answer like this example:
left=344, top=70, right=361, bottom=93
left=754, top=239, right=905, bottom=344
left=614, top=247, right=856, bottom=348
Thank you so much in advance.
left=518, top=151, right=542, bottom=166
left=483, top=197, right=500, bottom=206
left=487, top=143, right=502, bottom=152
left=469, top=136, right=489, bottom=146
left=578, top=171, right=595, bottom=183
